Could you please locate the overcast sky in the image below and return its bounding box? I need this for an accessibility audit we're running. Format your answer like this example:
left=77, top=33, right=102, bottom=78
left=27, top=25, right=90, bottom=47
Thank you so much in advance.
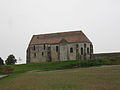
left=0, top=0, right=120, bottom=63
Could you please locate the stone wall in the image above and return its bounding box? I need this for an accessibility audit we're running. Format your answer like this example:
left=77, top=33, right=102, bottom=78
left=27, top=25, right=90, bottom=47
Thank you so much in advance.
left=93, top=52, right=120, bottom=59
left=51, top=44, right=59, bottom=61
left=59, top=39, right=68, bottom=61
left=27, top=42, right=93, bottom=63
left=68, top=43, right=76, bottom=60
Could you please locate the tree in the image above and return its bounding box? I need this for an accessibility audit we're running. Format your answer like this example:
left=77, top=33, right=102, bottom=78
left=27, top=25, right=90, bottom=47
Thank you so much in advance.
left=0, top=57, right=4, bottom=65
left=5, top=55, right=17, bottom=65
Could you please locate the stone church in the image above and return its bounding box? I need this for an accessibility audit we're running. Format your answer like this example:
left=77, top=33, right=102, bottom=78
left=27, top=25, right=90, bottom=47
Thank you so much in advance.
left=26, top=31, right=93, bottom=63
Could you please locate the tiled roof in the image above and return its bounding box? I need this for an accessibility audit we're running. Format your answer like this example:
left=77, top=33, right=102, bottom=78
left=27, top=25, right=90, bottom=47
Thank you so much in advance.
left=29, top=31, right=91, bottom=45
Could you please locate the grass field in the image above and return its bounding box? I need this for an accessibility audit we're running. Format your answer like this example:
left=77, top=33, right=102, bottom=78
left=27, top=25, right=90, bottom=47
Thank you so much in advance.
left=0, top=65, right=120, bottom=90
left=0, top=60, right=80, bottom=81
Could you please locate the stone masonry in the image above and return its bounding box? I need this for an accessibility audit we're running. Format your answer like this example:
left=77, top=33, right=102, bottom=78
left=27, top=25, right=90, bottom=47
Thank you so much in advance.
left=26, top=31, right=93, bottom=63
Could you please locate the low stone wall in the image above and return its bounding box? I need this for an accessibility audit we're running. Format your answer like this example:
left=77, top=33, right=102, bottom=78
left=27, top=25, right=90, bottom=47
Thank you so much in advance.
left=93, top=52, right=120, bottom=59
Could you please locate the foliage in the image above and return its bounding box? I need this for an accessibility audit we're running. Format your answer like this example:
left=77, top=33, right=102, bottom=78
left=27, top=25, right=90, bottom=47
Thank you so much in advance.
left=108, top=57, right=120, bottom=65
left=0, top=65, right=14, bottom=74
left=12, top=60, right=80, bottom=74
left=5, top=55, right=17, bottom=65
left=0, top=57, right=4, bottom=65
left=79, top=58, right=111, bottom=67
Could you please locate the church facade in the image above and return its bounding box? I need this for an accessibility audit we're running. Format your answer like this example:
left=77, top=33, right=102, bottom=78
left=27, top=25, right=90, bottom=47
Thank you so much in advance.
left=26, top=31, right=93, bottom=63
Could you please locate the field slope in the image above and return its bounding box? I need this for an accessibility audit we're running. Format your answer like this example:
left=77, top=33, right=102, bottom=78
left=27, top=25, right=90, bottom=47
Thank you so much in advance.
left=0, top=65, right=120, bottom=90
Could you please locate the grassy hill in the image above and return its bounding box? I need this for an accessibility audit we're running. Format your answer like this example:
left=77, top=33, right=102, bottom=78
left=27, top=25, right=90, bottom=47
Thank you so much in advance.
left=0, top=60, right=80, bottom=80
left=0, top=65, right=120, bottom=90
left=13, top=60, right=80, bottom=74
left=0, top=58, right=120, bottom=80
left=0, top=58, right=120, bottom=89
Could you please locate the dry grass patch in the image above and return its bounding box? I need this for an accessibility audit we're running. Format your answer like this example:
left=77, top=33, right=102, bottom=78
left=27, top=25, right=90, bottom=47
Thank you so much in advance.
left=0, top=65, right=120, bottom=90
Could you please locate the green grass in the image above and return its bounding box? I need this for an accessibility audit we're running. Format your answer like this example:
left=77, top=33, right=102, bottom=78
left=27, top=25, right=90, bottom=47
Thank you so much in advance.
left=0, top=60, right=80, bottom=81
left=0, top=58, right=120, bottom=89
left=0, top=65, right=120, bottom=90
left=0, top=58, right=119, bottom=81
left=13, top=60, right=80, bottom=73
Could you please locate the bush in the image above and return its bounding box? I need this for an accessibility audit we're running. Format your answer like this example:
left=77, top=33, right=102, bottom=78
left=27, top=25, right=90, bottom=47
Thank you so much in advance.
left=108, top=57, right=120, bottom=65
left=80, top=58, right=111, bottom=67
left=0, top=66, right=14, bottom=74
left=5, top=55, right=17, bottom=65
left=0, top=57, right=4, bottom=65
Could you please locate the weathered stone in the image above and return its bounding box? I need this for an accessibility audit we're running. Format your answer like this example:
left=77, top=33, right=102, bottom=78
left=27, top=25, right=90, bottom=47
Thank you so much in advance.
left=26, top=31, right=93, bottom=63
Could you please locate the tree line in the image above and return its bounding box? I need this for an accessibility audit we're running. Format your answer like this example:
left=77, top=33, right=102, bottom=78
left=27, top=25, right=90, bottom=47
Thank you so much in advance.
left=0, top=54, right=17, bottom=65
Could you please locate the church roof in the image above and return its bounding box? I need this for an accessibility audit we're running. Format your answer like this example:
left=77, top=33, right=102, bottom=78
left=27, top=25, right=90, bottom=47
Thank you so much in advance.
left=29, top=30, right=91, bottom=45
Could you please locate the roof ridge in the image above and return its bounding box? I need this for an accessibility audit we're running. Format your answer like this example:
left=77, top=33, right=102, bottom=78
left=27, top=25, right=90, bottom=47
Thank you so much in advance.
left=35, top=30, right=82, bottom=36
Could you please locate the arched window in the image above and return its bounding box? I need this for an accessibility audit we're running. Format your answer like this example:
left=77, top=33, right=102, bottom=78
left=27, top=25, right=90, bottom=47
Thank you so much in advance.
left=44, top=44, right=45, bottom=50
left=42, top=52, right=44, bottom=56
left=81, top=47, right=83, bottom=55
left=33, top=45, right=36, bottom=51
left=87, top=48, right=89, bottom=54
left=34, top=53, right=36, bottom=58
left=56, top=46, right=59, bottom=52
left=84, top=43, right=86, bottom=48
left=70, top=47, right=73, bottom=53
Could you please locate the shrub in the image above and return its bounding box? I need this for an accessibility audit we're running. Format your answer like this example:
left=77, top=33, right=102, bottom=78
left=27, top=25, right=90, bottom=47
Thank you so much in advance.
left=0, top=57, right=4, bottom=65
left=108, top=57, right=120, bottom=65
left=5, top=54, right=17, bottom=65
left=80, top=58, right=111, bottom=67
left=0, top=66, right=14, bottom=74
